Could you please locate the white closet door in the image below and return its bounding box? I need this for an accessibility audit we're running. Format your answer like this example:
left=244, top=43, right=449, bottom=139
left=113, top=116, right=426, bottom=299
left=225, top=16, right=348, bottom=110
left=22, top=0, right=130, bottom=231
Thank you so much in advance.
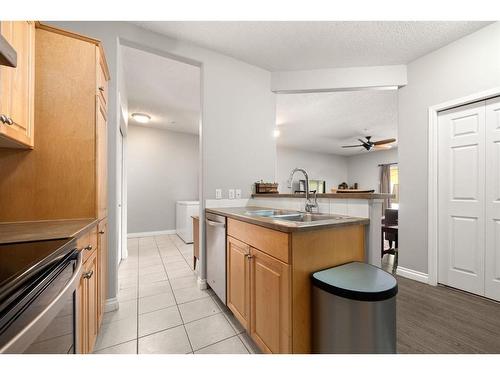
left=485, top=96, right=500, bottom=301
left=438, top=101, right=486, bottom=295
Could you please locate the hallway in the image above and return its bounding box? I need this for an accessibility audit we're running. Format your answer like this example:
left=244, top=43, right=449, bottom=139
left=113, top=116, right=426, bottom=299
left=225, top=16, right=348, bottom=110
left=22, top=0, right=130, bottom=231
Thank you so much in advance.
left=93, top=234, right=260, bottom=354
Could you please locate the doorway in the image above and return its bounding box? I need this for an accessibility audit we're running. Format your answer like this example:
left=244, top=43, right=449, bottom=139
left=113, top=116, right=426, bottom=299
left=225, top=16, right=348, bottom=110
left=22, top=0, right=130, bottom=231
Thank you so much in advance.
left=115, top=41, right=204, bottom=290
left=434, top=95, right=500, bottom=301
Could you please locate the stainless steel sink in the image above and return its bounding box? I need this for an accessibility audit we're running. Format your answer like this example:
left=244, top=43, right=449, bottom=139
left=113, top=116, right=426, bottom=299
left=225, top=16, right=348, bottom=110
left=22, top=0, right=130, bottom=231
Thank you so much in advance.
left=245, top=209, right=352, bottom=223
left=272, top=213, right=350, bottom=222
left=245, top=209, right=301, bottom=217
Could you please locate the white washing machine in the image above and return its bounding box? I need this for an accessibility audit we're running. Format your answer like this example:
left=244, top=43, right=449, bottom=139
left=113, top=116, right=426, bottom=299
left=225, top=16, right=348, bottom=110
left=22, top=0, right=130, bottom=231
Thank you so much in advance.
left=175, top=201, right=199, bottom=243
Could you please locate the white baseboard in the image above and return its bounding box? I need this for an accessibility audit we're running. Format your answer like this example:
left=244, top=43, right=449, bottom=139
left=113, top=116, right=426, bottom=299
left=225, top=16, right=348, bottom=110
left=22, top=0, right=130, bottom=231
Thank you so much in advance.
left=396, top=266, right=429, bottom=284
left=104, top=297, right=119, bottom=313
left=127, top=229, right=176, bottom=238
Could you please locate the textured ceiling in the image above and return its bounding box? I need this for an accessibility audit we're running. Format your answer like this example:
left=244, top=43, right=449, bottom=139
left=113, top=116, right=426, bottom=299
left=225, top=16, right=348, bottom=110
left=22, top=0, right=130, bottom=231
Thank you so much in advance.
left=122, top=45, right=200, bottom=134
left=133, top=21, right=491, bottom=71
left=276, top=90, right=398, bottom=155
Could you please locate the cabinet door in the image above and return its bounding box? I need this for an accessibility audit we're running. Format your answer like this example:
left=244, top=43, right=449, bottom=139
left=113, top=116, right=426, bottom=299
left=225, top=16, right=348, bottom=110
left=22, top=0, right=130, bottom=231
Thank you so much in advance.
left=249, top=247, right=291, bottom=354
left=76, top=269, right=88, bottom=354
left=84, top=251, right=99, bottom=353
left=226, top=236, right=250, bottom=329
left=98, top=218, right=108, bottom=325
left=0, top=21, right=34, bottom=148
left=96, top=99, right=107, bottom=219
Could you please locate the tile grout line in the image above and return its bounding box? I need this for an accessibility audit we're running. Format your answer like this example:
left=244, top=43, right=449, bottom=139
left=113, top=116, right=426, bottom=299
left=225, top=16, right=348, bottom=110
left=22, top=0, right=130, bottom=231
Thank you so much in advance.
left=157, top=235, right=195, bottom=354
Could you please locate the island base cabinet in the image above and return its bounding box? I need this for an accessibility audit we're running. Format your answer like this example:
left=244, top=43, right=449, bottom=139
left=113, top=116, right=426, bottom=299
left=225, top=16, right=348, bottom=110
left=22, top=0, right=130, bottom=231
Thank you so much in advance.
left=226, top=236, right=250, bottom=330
left=249, top=248, right=291, bottom=354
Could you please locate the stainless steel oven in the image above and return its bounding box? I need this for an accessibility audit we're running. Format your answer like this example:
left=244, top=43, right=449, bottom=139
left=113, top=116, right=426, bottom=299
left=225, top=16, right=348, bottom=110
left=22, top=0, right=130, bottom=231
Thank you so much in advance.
left=0, top=238, right=82, bottom=354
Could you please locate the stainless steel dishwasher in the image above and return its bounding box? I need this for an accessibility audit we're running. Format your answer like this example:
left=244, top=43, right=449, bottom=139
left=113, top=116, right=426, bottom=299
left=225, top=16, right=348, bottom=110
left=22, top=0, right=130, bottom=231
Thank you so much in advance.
left=205, top=213, right=227, bottom=304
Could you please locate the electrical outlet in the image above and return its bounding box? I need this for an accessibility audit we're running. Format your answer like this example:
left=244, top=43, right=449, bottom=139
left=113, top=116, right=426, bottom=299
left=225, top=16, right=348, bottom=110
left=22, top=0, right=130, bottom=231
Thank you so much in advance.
left=235, top=189, right=242, bottom=199
left=215, top=189, right=222, bottom=199
left=228, top=189, right=235, bottom=199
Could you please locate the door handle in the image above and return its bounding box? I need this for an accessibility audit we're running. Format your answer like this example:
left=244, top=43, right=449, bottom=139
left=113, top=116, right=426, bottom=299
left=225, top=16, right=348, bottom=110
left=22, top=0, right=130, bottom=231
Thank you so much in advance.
left=83, top=270, right=94, bottom=279
left=205, top=219, right=225, bottom=228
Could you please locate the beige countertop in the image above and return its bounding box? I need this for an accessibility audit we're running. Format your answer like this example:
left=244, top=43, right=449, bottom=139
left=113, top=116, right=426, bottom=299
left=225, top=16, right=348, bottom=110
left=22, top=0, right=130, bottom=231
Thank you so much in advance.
left=251, top=192, right=393, bottom=199
left=0, top=218, right=98, bottom=245
left=205, top=206, right=369, bottom=233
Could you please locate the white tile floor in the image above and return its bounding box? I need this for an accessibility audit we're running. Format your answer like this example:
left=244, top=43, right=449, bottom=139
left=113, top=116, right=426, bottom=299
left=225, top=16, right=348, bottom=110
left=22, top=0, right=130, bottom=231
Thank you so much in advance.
left=94, top=234, right=261, bottom=354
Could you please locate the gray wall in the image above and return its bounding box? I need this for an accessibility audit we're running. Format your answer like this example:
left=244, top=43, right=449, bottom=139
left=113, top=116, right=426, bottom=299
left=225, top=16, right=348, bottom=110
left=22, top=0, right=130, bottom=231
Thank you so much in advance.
left=346, top=148, right=398, bottom=191
left=127, top=125, right=199, bottom=233
left=48, top=21, right=276, bottom=297
left=276, top=146, right=348, bottom=193
left=398, top=22, right=500, bottom=273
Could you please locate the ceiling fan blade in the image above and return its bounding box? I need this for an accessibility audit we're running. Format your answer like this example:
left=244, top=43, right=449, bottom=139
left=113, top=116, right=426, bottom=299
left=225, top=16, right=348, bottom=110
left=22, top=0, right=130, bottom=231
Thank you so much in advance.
left=342, top=145, right=364, bottom=148
left=372, top=138, right=396, bottom=146
left=374, top=144, right=392, bottom=149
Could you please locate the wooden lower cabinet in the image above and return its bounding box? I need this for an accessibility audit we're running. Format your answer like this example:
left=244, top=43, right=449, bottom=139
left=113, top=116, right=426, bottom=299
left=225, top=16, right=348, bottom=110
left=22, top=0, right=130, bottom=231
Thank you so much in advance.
left=249, top=247, right=291, bottom=354
left=76, top=220, right=107, bottom=354
left=227, top=236, right=250, bottom=330
left=226, top=217, right=366, bottom=353
left=97, top=218, right=108, bottom=326
left=79, top=248, right=99, bottom=354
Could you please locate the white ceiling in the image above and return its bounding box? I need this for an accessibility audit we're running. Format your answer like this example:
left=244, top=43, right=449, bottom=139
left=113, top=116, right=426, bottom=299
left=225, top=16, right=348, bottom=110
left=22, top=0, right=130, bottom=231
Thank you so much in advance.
left=133, top=21, right=491, bottom=71
left=122, top=45, right=200, bottom=134
left=276, top=90, right=398, bottom=155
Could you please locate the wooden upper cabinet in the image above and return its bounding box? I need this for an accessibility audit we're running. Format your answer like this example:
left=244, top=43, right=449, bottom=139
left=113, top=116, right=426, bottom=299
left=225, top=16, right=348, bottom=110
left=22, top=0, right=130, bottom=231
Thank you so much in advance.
left=0, top=23, right=110, bottom=222
left=0, top=21, right=35, bottom=148
left=249, top=247, right=291, bottom=354
left=97, top=100, right=107, bottom=219
left=227, top=236, right=251, bottom=330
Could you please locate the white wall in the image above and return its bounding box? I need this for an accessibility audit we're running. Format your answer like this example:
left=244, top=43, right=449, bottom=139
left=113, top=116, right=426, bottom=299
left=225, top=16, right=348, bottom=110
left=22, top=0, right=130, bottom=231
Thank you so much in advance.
left=346, top=148, right=398, bottom=191
left=48, top=21, right=276, bottom=296
left=398, top=22, right=500, bottom=274
left=127, top=125, right=199, bottom=233
left=276, top=146, right=348, bottom=193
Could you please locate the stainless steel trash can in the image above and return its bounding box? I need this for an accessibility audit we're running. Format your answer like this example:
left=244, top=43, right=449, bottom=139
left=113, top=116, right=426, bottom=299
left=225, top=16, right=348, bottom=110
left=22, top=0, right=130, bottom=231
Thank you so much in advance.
left=311, top=262, right=398, bottom=354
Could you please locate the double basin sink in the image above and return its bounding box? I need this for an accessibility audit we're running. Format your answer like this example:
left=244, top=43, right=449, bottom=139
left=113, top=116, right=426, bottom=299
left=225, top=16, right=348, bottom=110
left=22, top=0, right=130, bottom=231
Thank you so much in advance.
left=244, top=209, right=350, bottom=223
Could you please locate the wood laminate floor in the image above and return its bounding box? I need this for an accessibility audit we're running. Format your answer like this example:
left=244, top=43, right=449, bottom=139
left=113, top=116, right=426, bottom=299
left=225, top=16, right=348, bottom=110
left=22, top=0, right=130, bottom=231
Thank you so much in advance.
left=397, top=276, right=500, bottom=353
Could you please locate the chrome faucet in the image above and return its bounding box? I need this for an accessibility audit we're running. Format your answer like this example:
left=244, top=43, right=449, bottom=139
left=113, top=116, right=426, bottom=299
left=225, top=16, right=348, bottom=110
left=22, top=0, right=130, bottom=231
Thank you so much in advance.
left=287, top=168, right=318, bottom=213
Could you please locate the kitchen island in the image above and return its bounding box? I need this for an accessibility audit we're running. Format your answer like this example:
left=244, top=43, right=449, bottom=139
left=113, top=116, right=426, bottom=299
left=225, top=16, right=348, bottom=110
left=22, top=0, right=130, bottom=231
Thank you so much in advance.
left=206, top=206, right=368, bottom=354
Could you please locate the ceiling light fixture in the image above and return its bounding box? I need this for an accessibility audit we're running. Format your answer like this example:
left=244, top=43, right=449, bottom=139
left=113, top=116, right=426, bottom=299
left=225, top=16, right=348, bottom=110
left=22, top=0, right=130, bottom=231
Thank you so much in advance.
left=273, top=129, right=281, bottom=138
left=131, top=113, right=151, bottom=124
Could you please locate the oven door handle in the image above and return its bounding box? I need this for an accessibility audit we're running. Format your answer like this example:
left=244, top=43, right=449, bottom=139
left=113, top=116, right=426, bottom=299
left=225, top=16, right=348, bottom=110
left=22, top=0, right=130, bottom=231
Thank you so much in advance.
left=0, top=251, right=83, bottom=354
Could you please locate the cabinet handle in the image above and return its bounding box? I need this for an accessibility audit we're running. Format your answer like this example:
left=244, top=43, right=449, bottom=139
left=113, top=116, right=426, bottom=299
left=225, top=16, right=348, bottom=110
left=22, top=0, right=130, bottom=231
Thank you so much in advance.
left=83, top=245, right=93, bottom=251
left=83, top=270, right=94, bottom=279
left=6, top=117, right=13, bottom=125
left=99, top=230, right=105, bottom=234
left=0, top=115, right=7, bottom=124
left=246, top=254, right=253, bottom=260
left=98, top=86, right=105, bottom=92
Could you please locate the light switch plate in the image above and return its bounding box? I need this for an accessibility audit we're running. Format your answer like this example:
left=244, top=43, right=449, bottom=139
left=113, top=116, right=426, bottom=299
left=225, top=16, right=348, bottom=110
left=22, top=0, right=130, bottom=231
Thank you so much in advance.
left=235, top=189, right=242, bottom=199
left=228, top=189, right=235, bottom=199
left=215, top=189, right=222, bottom=199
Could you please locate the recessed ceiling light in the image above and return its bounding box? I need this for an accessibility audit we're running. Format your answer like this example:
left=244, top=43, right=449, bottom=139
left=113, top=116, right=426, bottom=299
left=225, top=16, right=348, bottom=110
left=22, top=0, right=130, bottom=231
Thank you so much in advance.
left=273, top=129, right=281, bottom=138
left=131, top=113, right=151, bottom=124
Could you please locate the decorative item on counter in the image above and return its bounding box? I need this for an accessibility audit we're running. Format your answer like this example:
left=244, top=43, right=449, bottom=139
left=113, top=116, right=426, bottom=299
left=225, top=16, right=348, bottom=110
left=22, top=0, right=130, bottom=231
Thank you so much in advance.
left=338, top=182, right=348, bottom=190
left=255, top=180, right=279, bottom=194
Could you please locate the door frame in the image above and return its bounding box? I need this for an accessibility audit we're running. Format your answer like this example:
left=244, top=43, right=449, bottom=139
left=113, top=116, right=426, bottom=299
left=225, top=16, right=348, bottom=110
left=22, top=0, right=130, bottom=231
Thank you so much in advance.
left=116, top=38, right=207, bottom=286
left=427, top=87, right=500, bottom=286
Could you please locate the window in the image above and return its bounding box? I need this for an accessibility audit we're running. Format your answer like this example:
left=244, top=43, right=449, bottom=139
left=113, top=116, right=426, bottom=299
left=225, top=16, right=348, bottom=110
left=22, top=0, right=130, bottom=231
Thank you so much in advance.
left=390, top=165, right=399, bottom=209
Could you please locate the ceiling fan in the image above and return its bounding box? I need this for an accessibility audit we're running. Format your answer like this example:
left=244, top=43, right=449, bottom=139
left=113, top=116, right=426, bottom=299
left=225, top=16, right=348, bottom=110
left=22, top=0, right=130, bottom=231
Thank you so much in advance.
left=342, top=136, right=396, bottom=151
